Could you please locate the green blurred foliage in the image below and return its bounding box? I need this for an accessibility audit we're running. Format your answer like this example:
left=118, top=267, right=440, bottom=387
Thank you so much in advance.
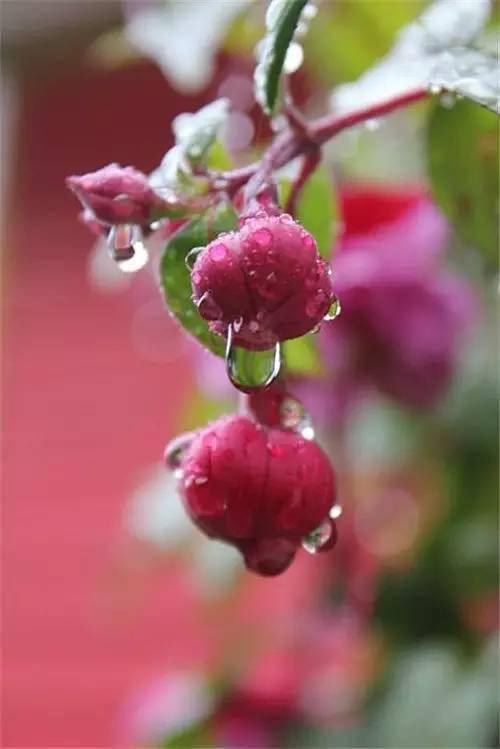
left=304, top=0, right=424, bottom=86
left=427, top=99, right=499, bottom=266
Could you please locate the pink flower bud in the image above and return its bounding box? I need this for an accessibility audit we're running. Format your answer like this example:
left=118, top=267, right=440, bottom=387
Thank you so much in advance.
left=173, top=414, right=337, bottom=576
left=66, top=163, right=163, bottom=226
left=191, top=214, right=335, bottom=350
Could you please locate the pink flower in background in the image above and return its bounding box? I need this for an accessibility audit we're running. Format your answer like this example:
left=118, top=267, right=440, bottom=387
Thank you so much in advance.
left=299, top=185, right=478, bottom=423
left=67, top=163, right=164, bottom=226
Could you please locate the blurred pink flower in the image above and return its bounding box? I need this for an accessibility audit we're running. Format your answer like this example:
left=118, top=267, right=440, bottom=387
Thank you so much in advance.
left=299, top=184, right=478, bottom=422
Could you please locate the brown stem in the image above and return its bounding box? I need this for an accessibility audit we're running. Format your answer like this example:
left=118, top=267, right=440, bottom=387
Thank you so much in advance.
left=217, top=87, right=428, bottom=195
left=284, top=145, right=321, bottom=216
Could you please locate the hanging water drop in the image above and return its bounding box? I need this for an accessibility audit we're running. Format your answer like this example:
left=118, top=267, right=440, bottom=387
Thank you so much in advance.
left=225, top=324, right=281, bottom=393
left=302, top=519, right=332, bottom=554
left=185, top=246, right=204, bottom=271
left=329, top=504, right=343, bottom=519
left=365, top=118, right=380, bottom=132
left=107, top=224, right=149, bottom=273
left=164, top=432, right=194, bottom=477
left=280, top=397, right=314, bottom=440
left=323, top=296, right=341, bottom=322
left=429, top=83, right=442, bottom=95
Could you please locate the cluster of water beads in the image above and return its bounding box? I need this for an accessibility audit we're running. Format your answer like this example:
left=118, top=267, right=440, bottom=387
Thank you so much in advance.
left=107, top=224, right=149, bottom=273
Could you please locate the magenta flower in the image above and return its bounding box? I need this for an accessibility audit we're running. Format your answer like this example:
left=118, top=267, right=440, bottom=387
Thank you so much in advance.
left=171, top=414, right=337, bottom=575
left=299, top=185, right=478, bottom=422
left=191, top=213, right=335, bottom=350
left=66, top=163, right=164, bottom=226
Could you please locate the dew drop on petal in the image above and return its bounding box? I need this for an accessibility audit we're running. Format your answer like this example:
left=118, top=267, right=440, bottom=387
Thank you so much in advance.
left=280, top=397, right=313, bottom=438
left=185, top=246, right=204, bottom=271
left=329, top=504, right=343, bottom=519
left=306, top=290, right=327, bottom=318
left=197, top=291, right=222, bottom=320
left=209, top=243, right=228, bottom=263
left=252, top=227, right=273, bottom=249
left=302, top=519, right=332, bottom=554
left=364, top=118, right=380, bottom=132
left=323, top=295, right=341, bottom=322
left=164, top=432, right=193, bottom=472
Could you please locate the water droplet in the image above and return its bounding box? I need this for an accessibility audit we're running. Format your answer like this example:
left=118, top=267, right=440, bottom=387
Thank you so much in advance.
left=252, top=228, right=273, bottom=249
left=280, top=397, right=314, bottom=439
left=429, top=83, right=442, bottom=95
left=279, top=213, right=294, bottom=225
left=185, top=246, right=204, bottom=271
left=164, top=432, right=193, bottom=474
left=225, top=324, right=281, bottom=393
left=302, top=3, right=318, bottom=20
left=323, top=296, right=341, bottom=322
left=248, top=320, right=260, bottom=333
left=107, top=225, right=149, bottom=273
left=306, top=290, right=327, bottom=318
left=364, top=118, right=380, bottom=132
left=302, top=519, right=332, bottom=554
left=209, top=243, right=229, bottom=263
left=197, top=291, right=222, bottom=320
left=117, top=242, right=149, bottom=273
left=149, top=220, right=161, bottom=231
left=300, top=424, right=315, bottom=441
left=233, top=316, right=243, bottom=332
left=284, top=42, right=304, bottom=74
left=329, top=504, right=343, bottom=519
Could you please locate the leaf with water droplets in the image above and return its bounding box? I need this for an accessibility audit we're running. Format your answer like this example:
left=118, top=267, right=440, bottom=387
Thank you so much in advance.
left=329, top=0, right=497, bottom=115
left=254, top=0, right=309, bottom=115
left=173, top=99, right=230, bottom=164
left=160, top=204, right=238, bottom=357
left=427, top=98, right=498, bottom=264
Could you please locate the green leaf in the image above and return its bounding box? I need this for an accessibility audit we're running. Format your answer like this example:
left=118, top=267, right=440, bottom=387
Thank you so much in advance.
left=427, top=99, right=498, bottom=265
left=160, top=204, right=238, bottom=357
left=278, top=166, right=338, bottom=260
left=304, top=0, right=424, bottom=86
left=207, top=140, right=233, bottom=171
left=172, top=99, right=230, bottom=165
left=296, top=164, right=338, bottom=260
left=284, top=335, right=324, bottom=375
left=254, top=0, right=309, bottom=115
